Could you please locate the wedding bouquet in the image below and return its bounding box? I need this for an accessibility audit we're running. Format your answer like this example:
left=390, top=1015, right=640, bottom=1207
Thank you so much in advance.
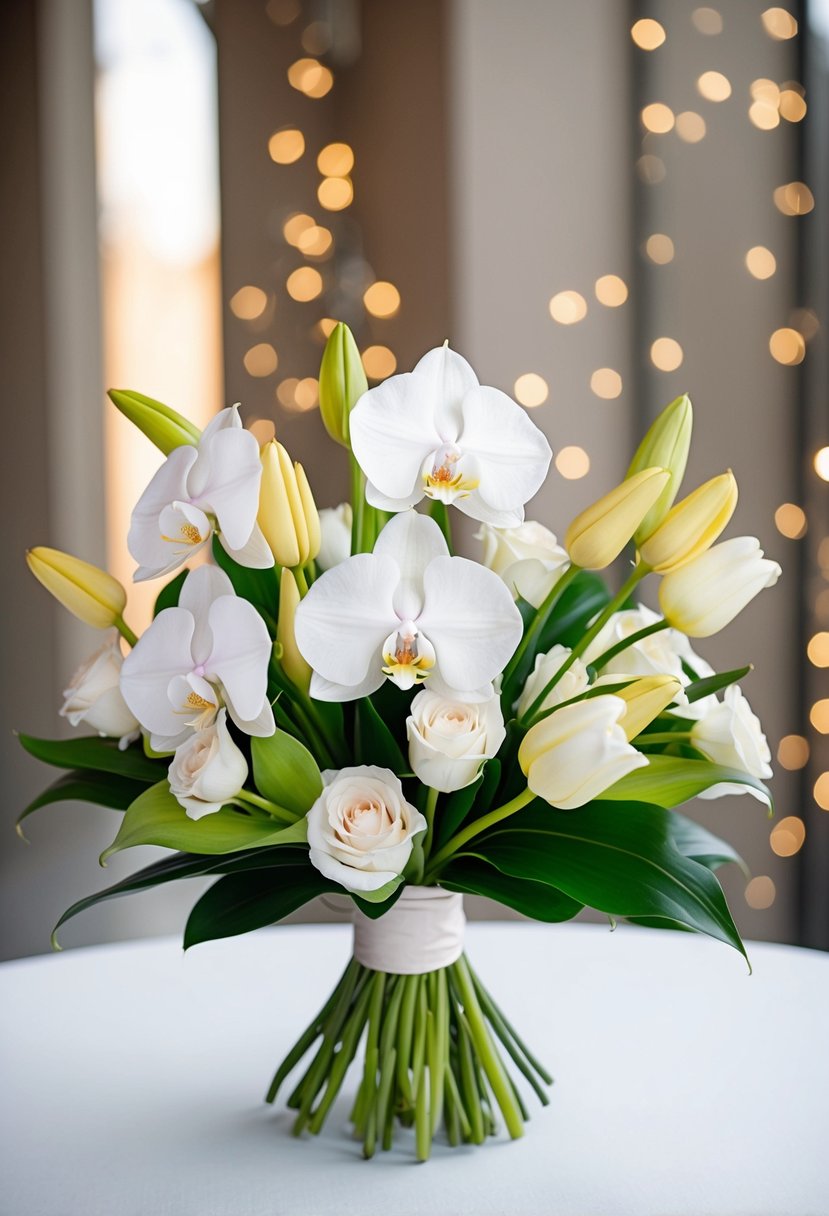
left=19, top=327, right=781, bottom=1160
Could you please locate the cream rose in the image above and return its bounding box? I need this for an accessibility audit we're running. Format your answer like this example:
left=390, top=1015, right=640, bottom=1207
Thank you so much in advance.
left=168, top=709, right=249, bottom=819
left=407, top=690, right=505, bottom=793
left=691, top=686, right=772, bottom=802
left=517, top=645, right=590, bottom=718
left=477, top=520, right=570, bottom=609
left=317, top=503, right=353, bottom=571
left=307, top=766, right=427, bottom=892
left=60, top=633, right=139, bottom=747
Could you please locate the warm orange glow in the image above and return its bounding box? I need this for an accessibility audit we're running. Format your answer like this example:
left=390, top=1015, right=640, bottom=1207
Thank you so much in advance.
left=815, top=772, right=829, bottom=811
left=230, top=285, right=269, bottom=320
left=774, top=502, right=806, bottom=538
left=590, top=368, right=623, bottom=399
left=777, top=734, right=809, bottom=769
left=266, top=0, right=300, bottom=25
left=770, top=816, right=806, bottom=857
left=761, top=7, right=798, bottom=39
left=276, top=378, right=299, bottom=407
left=773, top=181, right=815, bottom=215
left=301, top=21, right=331, bottom=55
left=283, top=213, right=315, bottom=246
left=595, top=275, right=628, bottom=306
left=362, top=345, right=397, bottom=379
left=676, top=111, right=706, bottom=142
left=642, top=103, right=675, bottom=133
left=692, top=7, right=723, bottom=34
left=645, top=233, right=674, bottom=264
left=293, top=377, right=319, bottom=411
left=555, top=446, right=590, bottom=479
left=650, top=337, right=683, bottom=371
left=268, top=128, right=305, bottom=164
left=749, top=101, right=780, bottom=129
left=317, top=142, right=354, bottom=177
left=630, top=18, right=666, bottom=50
left=287, top=57, right=334, bottom=98
left=296, top=225, right=333, bottom=257
left=745, top=246, right=776, bottom=279
left=243, top=343, right=278, bottom=377
left=514, top=373, right=549, bottom=408
left=364, top=281, right=401, bottom=318
left=745, top=876, right=776, bottom=909
left=549, top=290, right=587, bottom=324
left=779, top=89, right=807, bottom=122
left=286, top=267, right=323, bottom=302
left=807, top=632, right=829, bottom=667
left=317, top=317, right=338, bottom=339
left=810, top=700, right=829, bottom=734
left=769, top=328, right=805, bottom=366
left=697, top=70, right=731, bottom=101
left=637, top=154, right=666, bottom=184
left=790, top=308, right=819, bottom=341
left=249, top=418, right=276, bottom=445
left=814, top=446, right=829, bottom=480
left=318, top=176, right=353, bottom=211
left=750, top=78, right=780, bottom=104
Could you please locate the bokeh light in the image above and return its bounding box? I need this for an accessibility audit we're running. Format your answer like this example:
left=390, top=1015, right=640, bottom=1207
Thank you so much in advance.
left=749, top=100, right=780, bottom=130
left=774, top=502, right=807, bottom=538
left=287, top=58, right=334, bottom=98
left=362, top=346, right=397, bottom=379
left=697, top=70, right=732, bottom=101
left=777, top=734, right=809, bottom=769
left=761, top=7, right=798, bottom=39
left=514, top=373, right=549, bottom=408
left=814, top=773, right=829, bottom=811
left=595, top=275, right=628, bottom=306
left=769, top=328, right=805, bottom=366
left=296, top=225, right=333, bottom=257
left=243, top=343, right=278, bottom=377
left=630, top=19, right=666, bottom=50
left=286, top=266, right=323, bottom=302
left=773, top=182, right=815, bottom=215
left=363, top=281, right=401, bottom=318
left=645, top=233, right=675, bottom=264
left=692, top=7, right=723, bottom=34
left=745, top=246, right=776, bottom=279
left=650, top=337, right=684, bottom=371
left=590, top=368, right=623, bottom=399
left=809, top=700, right=829, bottom=734
left=779, top=89, right=807, bottom=122
left=642, top=103, right=675, bottom=134
left=230, top=285, right=268, bottom=320
left=637, top=154, right=666, bottom=184
left=745, top=876, right=776, bottom=909
left=814, top=447, right=829, bottom=480
left=549, top=290, right=587, bottom=324
left=317, top=142, right=354, bottom=177
left=675, top=111, right=706, bottom=142
left=268, top=128, right=305, bottom=164
left=283, top=212, right=315, bottom=246
left=318, top=176, right=353, bottom=210
left=807, top=632, right=829, bottom=667
left=555, top=446, right=590, bottom=479
left=770, top=816, right=806, bottom=857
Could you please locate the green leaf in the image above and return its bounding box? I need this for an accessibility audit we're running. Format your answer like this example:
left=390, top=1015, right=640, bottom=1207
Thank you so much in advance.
left=251, top=729, right=322, bottom=815
left=539, top=571, right=611, bottom=651
left=17, top=769, right=146, bottom=837
left=212, top=535, right=278, bottom=631
left=153, top=569, right=187, bottom=616
left=434, top=775, right=484, bottom=850
left=684, top=666, right=752, bottom=704
left=18, top=733, right=163, bottom=782
left=667, top=810, right=748, bottom=875
left=351, top=882, right=405, bottom=919
left=474, top=800, right=748, bottom=961
left=441, top=856, right=582, bottom=923
left=603, top=754, right=771, bottom=809
left=184, top=862, right=334, bottom=948
left=354, top=697, right=406, bottom=772
left=100, top=782, right=308, bottom=863
left=350, top=874, right=404, bottom=906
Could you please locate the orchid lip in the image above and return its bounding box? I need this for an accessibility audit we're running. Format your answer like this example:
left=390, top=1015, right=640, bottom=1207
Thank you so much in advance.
left=381, top=621, right=436, bottom=690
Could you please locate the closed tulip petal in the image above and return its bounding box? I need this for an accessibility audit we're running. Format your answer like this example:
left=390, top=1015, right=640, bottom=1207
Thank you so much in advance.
left=659, top=537, right=781, bottom=636
left=566, top=468, right=670, bottom=570
left=639, top=471, right=737, bottom=572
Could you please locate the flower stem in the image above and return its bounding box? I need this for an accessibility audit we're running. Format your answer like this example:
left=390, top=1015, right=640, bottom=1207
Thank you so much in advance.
left=233, top=788, right=297, bottom=824
left=500, top=564, right=580, bottom=700
left=115, top=617, right=138, bottom=648
left=587, top=618, right=670, bottom=672
left=424, top=787, right=535, bottom=880
left=423, top=786, right=439, bottom=859
left=293, top=565, right=309, bottom=596
left=636, top=730, right=692, bottom=745
left=452, top=956, right=524, bottom=1139
left=349, top=453, right=366, bottom=555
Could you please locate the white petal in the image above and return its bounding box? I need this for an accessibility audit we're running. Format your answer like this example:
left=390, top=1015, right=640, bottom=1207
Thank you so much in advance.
left=308, top=847, right=400, bottom=892
left=373, top=511, right=447, bottom=620
left=199, top=404, right=241, bottom=445
left=458, top=386, right=552, bottom=513
left=364, top=480, right=424, bottom=513
left=120, top=608, right=195, bottom=737
left=128, top=446, right=200, bottom=575
left=294, top=553, right=400, bottom=687
left=205, top=595, right=273, bottom=723
left=350, top=371, right=443, bottom=503
left=219, top=521, right=274, bottom=569
left=412, top=346, right=479, bottom=439
left=179, top=565, right=234, bottom=665
left=191, top=427, right=263, bottom=551
left=309, top=670, right=386, bottom=702
left=225, top=696, right=276, bottom=738
left=418, top=556, right=523, bottom=693
left=453, top=492, right=525, bottom=529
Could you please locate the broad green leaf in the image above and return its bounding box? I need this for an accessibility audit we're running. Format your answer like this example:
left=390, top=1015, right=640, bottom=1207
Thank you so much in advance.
left=539, top=571, right=611, bottom=651
left=17, top=769, right=146, bottom=837
left=351, top=874, right=404, bottom=906
left=212, top=536, right=278, bottom=632
left=100, top=781, right=308, bottom=862
left=354, top=696, right=406, bottom=772
left=251, top=729, right=322, bottom=815
left=668, top=810, right=748, bottom=875
left=18, top=733, right=163, bottom=782
left=684, top=666, right=752, bottom=704
left=473, top=800, right=748, bottom=961
left=441, top=856, right=582, bottom=923
left=184, top=863, right=334, bottom=948
left=153, top=569, right=187, bottom=617
left=603, top=754, right=771, bottom=809
left=434, top=775, right=484, bottom=850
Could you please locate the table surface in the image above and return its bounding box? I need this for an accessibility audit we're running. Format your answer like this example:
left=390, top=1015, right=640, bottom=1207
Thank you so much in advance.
left=2, top=921, right=827, bottom=1216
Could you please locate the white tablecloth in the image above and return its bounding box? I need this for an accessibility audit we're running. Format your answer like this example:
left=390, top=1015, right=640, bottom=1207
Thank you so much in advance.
left=1, top=922, right=826, bottom=1216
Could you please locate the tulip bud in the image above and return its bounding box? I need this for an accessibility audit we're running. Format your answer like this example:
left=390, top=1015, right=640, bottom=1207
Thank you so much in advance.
left=108, top=389, right=201, bottom=456
left=565, top=468, right=670, bottom=570
left=518, top=696, right=648, bottom=808
left=659, top=536, right=781, bottom=637
left=627, top=394, right=693, bottom=543
left=597, top=674, right=682, bottom=740
left=638, top=471, right=738, bottom=573
left=258, top=439, right=317, bottom=568
left=295, top=463, right=321, bottom=562
left=27, top=547, right=128, bottom=631
left=277, top=569, right=311, bottom=692
left=318, top=322, right=368, bottom=447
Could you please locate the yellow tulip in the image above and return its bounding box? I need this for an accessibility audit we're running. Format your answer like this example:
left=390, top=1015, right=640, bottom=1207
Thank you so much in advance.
left=318, top=322, right=368, bottom=447
left=627, top=394, right=693, bottom=543
left=258, top=440, right=322, bottom=568
left=27, top=547, right=128, bottom=631
left=565, top=468, right=670, bottom=570
left=639, top=471, right=737, bottom=573
left=107, top=389, right=200, bottom=455
left=659, top=537, right=781, bottom=637
left=600, top=674, right=682, bottom=740
left=295, top=463, right=321, bottom=562
left=277, top=569, right=311, bottom=692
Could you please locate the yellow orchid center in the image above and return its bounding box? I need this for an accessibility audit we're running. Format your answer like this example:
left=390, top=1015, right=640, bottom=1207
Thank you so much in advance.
left=381, top=623, right=436, bottom=691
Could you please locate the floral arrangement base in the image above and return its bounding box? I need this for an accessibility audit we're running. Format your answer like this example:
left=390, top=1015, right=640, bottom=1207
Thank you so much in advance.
left=266, top=951, right=550, bottom=1161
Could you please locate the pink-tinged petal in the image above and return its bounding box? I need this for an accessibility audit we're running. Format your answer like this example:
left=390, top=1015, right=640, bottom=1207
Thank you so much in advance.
left=364, top=480, right=424, bottom=513
left=225, top=696, right=276, bottom=738
left=458, top=386, right=552, bottom=513
left=309, top=669, right=386, bottom=702
left=120, top=607, right=195, bottom=736
left=350, top=372, right=443, bottom=503
left=417, top=556, right=523, bottom=693
left=218, top=521, right=274, bottom=569
left=191, top=427, right=263, bottom=550
left=373, top=511, right=447, bottom=620
left=411, top=346, right=479, bottom=440
left=294, top=553, right=400, bottom=686
left=179, top=565, right=234, bottom=665
left=128, top=446, right=199, bottom=572
left=204, top=595, right=272, bottom=722
left=453, top=492, right=525, bottom=529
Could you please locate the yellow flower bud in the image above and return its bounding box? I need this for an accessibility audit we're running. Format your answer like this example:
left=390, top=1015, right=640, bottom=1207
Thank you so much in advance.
left=318, top=322, right=368, bottom=447
left=295, top=463, right=321, bottom=562
left=639, top=471, right=738, bottom=573
left=565, top=468, right=670, bottom=570
left=601, top=674, right=682, bottom=740
left=258, top=440, right=320, bottom=568
left=627, top=394, right=693, bottom=543
left=27, top=547, right=127, bottom=630
left=107, top=389, right=200, bottom=456
left=277, top=569, right=311, bottom=693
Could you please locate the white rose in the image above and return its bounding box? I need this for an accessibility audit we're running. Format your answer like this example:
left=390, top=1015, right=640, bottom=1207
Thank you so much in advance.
left=60, top=632, right=139, bottom=747
left=691, top=686, right=772, bottom=802
left=517, top=645, right=590, bottom=717
left=168, top=709, right=249, bottom=819
left=307, top=766, right=427, bottom=892
left=477, top=520, right=570, bottom=609
left=407, top=690, right=506, bottom=793
left=317, top=503, right=353, bottom=571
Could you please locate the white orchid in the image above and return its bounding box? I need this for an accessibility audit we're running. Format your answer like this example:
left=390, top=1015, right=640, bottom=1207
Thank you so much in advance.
left=349, top=345, right=552, bottom=527
left=128, top=406, right=272, bottom=581
left=120, top=565, right=274, bottom=751
left=294, top=510, right=523, bottom=701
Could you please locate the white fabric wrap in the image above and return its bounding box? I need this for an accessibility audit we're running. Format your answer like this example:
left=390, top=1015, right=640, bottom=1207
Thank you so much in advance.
left=352, top=887, right=465, bottom=975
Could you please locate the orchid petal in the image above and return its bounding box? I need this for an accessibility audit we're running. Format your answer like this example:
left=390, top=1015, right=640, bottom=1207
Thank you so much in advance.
left=364, top=480, right=424, bottom=513
left=187, top=406, right=241, bottom=498
left=120, top=607, right=195, bottom=737
left=218, top=521, right=274, bottom=569
left=205, top=595, right=273, bottom=722
left=373, top=511, right=447, bottom=620
left=453, top=492, right=524, bottom=530
left=418, top=556, right=523, bottom=692
left=225, top=696, right=276, bottom=738
left=458, top=386, right=552, bottom=513
left=309, top=669, right=386, bottom=702
left=128, top=446, right=199, bottom=575
left=190, top=427, right=263, bottom=551
left=179, top=565, right=234, bottom=665
left=350, top=371, right=443, bottom=503
left=412, top=346, right=479, bottom=440
left=294, top=553, right=400, bottom=687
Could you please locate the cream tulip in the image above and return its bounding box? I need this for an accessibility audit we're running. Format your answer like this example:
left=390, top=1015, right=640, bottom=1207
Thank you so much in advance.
left=691, top=686, right=772, bottom=802
left=597, top=674, right=682, bottom=740
left=638, top=471, right=737, bottom=573
left=258, top=440, right=320, bottom=568
left=564, top=468, right=670, bottom=570
left=27, top=547, right=128, bottom=632
left=278, top=569, right=311, bottom=693
left=659, top=537, right=781, bottom=637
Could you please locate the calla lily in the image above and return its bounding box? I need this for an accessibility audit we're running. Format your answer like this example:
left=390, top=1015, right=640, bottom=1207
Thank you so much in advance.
left=128, top=406, right=273, bottom=581
left=120, top=565, right=275, bottom=751
left=349, top=345, right=552, bottom=527
left=294, top=510, right=523, bottom=701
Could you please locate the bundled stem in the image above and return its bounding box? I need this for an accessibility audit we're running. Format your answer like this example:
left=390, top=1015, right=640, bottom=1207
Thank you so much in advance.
left=266, top=954, right=551, bottom=1161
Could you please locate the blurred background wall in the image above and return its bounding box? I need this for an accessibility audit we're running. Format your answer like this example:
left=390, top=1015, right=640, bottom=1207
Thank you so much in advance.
left=1, top=0, right=827, bottom=959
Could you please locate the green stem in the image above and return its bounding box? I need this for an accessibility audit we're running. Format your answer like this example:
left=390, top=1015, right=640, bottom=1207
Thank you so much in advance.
left=293, top=565, right=309, bottom=596
left=636, top=730, right=692, bottom=745
left=115, top=616, right=138, bottom=648
left=349, top=453, right=366, bottom=555
left=290, top=696, right=338, bottom=769
left=501, top=563, right=580, bottom=696
left=233, top=788, right=297, bottom=824
left=452, top=956, right=524, bottom=1140
left=424, top=787, right=535, bottom=880
left=423, top=787, right=439, bottom=860
left=589, top=618, right=670, bottom=671
left=520, top=561, right=650, bottom=727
